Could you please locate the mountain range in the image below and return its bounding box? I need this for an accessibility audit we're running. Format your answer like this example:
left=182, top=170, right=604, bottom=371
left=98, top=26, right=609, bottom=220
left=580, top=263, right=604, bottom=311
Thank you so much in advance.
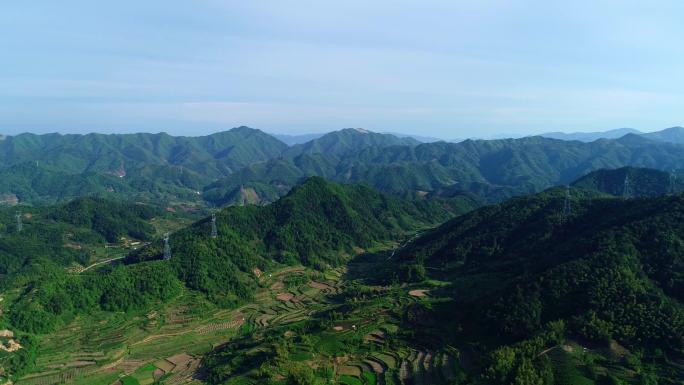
left=3, top=125, right=684, bottom=208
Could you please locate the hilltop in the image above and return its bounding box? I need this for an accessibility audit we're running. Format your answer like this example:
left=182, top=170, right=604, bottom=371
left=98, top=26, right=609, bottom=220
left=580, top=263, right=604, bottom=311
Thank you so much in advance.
left=282, top=128, right=420, bottom=158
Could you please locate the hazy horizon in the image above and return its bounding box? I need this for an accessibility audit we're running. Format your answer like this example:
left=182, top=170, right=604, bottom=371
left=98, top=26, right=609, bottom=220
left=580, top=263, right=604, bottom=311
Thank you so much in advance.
left=1, top=125, right=680, bottom=142
left=3, top=1, right=683, bottom=137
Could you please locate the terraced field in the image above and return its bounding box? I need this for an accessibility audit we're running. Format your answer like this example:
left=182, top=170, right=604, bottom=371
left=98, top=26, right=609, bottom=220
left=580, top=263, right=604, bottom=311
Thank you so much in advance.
left=12, top=258, right=459, bottom=385
left=202, top=261, right=463, bottom=385
left=7, top=266, right=319, bottom=384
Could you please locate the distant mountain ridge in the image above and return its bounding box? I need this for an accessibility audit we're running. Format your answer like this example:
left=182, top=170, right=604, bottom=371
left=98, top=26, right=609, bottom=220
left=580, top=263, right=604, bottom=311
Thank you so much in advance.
left=0, top=126, right=288, bottom=178
left=272, top=133, right=325, bottom=145
left=539, top=127, right=641, bottom=142
left=204, top=133, right=684, bottom=206
left=6, top=125, right=684, bottom=207
left=0, top=127, right=429, bottom=205
left=282, top=128, right=420, bottom=158
left=641, top=126, right=684, bottom=143
left=539, top=126, right=684, bottom=144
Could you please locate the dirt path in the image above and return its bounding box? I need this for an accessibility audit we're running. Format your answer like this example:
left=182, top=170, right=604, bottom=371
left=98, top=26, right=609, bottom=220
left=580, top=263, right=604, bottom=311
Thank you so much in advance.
left=537, top=346, right=557, bottom=357
left=80, top=256, right=125, bottom=273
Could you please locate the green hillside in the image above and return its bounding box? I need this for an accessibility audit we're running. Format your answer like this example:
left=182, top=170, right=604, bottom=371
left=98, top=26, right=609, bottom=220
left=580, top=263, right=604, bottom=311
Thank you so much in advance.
left=205, top=134, right=684, bottom=206
left=0, top=126, right=287, bottom=178
left=7, top=128, right=684, bottom=209
left=572, top=166, right=682, bottom=197
left=130, top=177, right=459, bottom=306
left=0, top=198, right=163, bottom=277
left=391, top=188, right=684, bottom=384
left=2, top=176, right=684, bottom=384
left=0, top=162, right=211, bottom=205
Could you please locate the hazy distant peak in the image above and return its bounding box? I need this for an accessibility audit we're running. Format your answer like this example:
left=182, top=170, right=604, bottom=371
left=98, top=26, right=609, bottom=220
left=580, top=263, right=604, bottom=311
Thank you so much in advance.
left=272, top=133, right=325, bottom=145
left=614, top=132, right=656, bottom=145
left=539, top=127, right=641, bottom=142
left=282, top=127, right=419, bottom=158
left=641, top=126, right=684, bottom=142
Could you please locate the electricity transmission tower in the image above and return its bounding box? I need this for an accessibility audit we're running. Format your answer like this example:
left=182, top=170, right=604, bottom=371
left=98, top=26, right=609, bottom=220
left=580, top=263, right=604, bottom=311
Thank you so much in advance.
left=163, top=233, right=171, bottom=260
left=623, top=174, right=632, bottom=199
left=562, top=185, right=572, bottom=220
left=15, top=211, right=22, bottom=232
left=670, top=171, right=678, bottom=195
left=211, top=212, right=218, bottom=239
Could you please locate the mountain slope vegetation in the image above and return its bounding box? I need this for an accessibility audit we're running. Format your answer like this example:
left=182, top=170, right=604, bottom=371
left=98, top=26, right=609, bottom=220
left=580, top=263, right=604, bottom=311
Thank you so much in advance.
left=7, top=127, right=684, bottom=209
left=205, top=134, right=684, bottom=206
left=130, top=177, right=458, bottom=305
left=0, top=126, right=287, bottom=178
left=0, top=198, right=162, bottom=277
left=572, top=167, right=683, bottom=197
left=392, top=188, right=684, bottom=384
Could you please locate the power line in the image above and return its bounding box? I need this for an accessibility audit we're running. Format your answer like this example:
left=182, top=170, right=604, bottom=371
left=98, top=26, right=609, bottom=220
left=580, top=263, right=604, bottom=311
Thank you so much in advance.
left=15, top=211, right=22, bottom=232
left=562, top=185, right=572, bottom=219
left=163, top=233, right=171, bottom=260
left=211, top=212, right=218, bottom=239
left=623, top=174, right=632, bottom=199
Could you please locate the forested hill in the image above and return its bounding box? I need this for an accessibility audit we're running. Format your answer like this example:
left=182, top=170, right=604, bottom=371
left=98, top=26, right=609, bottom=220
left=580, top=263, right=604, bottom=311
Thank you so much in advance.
left=129, top=177, right=458, bottom=305
left=0, top=198, right=161, bottom=276
left=394, top=189, right=684, bottom=383
left=571, top=166, right=683, bottom=197
left=0, top=162, right=210, bottom=205
left=0, top=126, right=287, bottom=178
left=8, top=126, right=684, bottom=208
left=204, top=134, right=684, bottom=206
left=0, top=128, right=426, bottom=206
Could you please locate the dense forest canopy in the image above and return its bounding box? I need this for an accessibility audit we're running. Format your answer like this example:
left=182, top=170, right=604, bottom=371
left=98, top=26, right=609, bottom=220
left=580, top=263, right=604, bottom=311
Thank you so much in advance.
left=2, top=178, right=456, bottom=340
left=129, top=177, right=462, bottom=306
left=571, top=166, right=683, bottom=198
left=393, top=187, right=684, bottom=383
left=5, top=127, right=684, bottom=207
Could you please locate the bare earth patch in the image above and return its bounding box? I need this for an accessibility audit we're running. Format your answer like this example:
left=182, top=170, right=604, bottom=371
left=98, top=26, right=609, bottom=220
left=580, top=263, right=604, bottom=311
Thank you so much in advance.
left=337, top=365, right=361, bottom=376
left=276, top=293, right=294, bottom=301
left=167, top=353, right=193, bottom=367
left=408, top=289, right=429, bottom=297
left=153, top=368, right=166, bottom=380
left=308, top=281, right=331, bottom=290
left=270, top=281, right=285, bottom=290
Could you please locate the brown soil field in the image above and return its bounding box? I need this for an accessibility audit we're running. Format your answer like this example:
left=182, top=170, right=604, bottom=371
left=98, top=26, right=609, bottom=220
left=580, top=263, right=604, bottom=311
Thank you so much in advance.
left=276, top=293, right=294, bottom=301
left=308, top=281, right=331, bottom=290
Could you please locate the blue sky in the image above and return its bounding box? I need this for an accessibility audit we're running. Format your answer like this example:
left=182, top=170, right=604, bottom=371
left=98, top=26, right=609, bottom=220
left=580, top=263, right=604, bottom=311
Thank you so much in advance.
left=2, top=1, right=683, bottom=138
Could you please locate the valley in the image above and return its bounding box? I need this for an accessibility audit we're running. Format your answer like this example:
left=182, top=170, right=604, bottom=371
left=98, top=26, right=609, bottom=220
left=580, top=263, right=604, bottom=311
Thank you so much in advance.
left=1, top=130, right=684, bottom=384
